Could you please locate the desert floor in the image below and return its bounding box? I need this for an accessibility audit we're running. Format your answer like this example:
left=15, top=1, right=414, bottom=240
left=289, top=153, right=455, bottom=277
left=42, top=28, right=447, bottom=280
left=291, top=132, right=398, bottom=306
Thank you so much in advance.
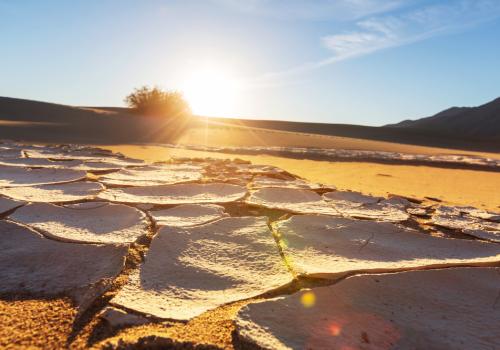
left=177, top=124, right=500, bottom=158
left=106, top=144, right=500, bottom=212
left=1, top=140, right=499, bottom=350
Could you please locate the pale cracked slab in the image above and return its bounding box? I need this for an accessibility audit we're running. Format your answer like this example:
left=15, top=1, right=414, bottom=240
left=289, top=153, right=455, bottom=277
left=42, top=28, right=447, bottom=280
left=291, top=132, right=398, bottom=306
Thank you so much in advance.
left=234, top=163, right=286, bottom=176
left=432, top=206, right=500, bottom=243
left=0, top=196, right=25, bottom=214
left=236, top=267, right=500, bottom=350
left=98, top=164, right=203, bottom=186
left=24, top=148, right=115, bottom=160
left=333, top=203, right=410, bottom=222
left=0, top=147, right=23, bottom=159
left=0, top=181, right=104, bottom=203
left=462, top=229, right=500, bottom=243
left=0, top=165, right=86, bottom=187
left=323, top=190, right=409, bottom=222
left=251, top=175, right=328, bottom=190
left=9, top=202, right=148, bottom=244
left=69, top=160, right=130, bottom=172
left=0, top=220, right=127, bottom=296
left=246, top=188, right=338, bottom=215
left=150, top=204, right=228, bottom=227
left=111, top=216, right=293, bottom=320
left=323, top=190, right=382, bottom=205
left=464, top=207, right=500, bottom=222
left=0, top=157, right=142, bottom=172
left=99, top=183, right=247, bottom=205
left=274, top=215, right=500, bottom=278
left=0, top=157, right=83, bottom=168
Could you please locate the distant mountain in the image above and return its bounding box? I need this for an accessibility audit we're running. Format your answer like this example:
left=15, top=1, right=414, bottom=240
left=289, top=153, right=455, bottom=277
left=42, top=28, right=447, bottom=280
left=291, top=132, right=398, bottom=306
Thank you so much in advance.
left=387, top=97, right=500, bottom=139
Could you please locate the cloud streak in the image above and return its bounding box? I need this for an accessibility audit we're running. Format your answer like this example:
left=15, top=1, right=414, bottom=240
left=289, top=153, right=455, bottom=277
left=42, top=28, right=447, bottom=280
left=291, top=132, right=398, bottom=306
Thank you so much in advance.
left=214, top=0, right=408, bottom=21
left=249, top=0, right=500, bottom=87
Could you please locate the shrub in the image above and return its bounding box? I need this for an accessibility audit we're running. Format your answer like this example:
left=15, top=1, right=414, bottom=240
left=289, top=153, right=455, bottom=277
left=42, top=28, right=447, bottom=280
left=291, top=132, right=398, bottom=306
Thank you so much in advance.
left=125, top=86, right=191, bottom=117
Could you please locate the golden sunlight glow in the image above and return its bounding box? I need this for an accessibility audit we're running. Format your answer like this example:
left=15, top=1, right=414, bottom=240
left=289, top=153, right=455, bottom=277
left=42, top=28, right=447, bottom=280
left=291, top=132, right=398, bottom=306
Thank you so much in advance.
left=183, top=68, right=239, bottom=116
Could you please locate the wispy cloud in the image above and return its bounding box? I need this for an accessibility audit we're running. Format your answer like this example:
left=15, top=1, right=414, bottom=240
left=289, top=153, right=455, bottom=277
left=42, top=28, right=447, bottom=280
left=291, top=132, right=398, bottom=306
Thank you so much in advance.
left=214, top=0, right=408, bottom=21
left=322, top=1, right=500, bottom=60
left=248, top=0, right=500, bottom=86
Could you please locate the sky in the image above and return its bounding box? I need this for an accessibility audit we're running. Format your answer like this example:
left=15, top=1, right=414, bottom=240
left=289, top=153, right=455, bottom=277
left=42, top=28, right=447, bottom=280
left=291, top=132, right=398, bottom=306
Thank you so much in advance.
left=1, top=0, right=500, bottom=126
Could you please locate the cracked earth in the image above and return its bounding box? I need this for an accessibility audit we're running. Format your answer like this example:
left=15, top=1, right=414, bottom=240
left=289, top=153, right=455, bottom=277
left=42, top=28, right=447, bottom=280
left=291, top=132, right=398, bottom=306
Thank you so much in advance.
left=0, top=141, right=499, bottom=349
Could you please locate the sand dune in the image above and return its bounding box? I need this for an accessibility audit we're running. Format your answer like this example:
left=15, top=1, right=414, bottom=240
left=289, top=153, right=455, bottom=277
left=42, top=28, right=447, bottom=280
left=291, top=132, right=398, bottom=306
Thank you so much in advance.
left=1, top=96, right=499, bottom=156
left=178, top=125, right=500, bottom=158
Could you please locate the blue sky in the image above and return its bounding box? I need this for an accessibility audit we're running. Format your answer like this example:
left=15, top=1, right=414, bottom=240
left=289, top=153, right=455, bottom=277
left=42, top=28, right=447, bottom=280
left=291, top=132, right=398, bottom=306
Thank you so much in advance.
left=1, top=0, right=500, bottom=125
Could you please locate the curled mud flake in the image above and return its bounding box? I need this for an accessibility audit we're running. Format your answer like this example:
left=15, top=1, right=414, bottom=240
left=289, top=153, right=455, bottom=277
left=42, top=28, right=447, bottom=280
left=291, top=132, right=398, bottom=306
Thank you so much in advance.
left=431, top=206, right=500, bottom=242
left=99, top=306, right=150, bottom=328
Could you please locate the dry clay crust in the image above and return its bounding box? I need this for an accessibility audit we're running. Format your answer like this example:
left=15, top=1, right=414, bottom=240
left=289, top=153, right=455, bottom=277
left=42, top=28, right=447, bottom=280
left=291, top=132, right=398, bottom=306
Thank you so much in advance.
left=0, top=220, right=127, bottom=295
left=24, top=148, right=115, bottom=160
left=0, top=165, right=86, bottom=187
left=431, top=206, right=500, bottom=243
left=0, top=157, right=83, bottom=168
left=246, top=187, right=338, bottom=216
left=149, top=204, right=228, bottom=227
left=236, top=267, right=500, bottom=350
left=274, top=215, right=500, bottom=278
left=0, top=196, right=25, bottom=215
left=111, top=216, right=293, bottom=320
left=9, top=202, right=148, bottom=244
left=0, top=181, right=104, bottom=203
left=247, top=188, right=408, bottom=222
left=98, top=164, right=203, bottom=187
left=322, top=190, right=383, bottom=205
left=0, top=147, right=23, bottom=159
left=99, top=183, right=247, bottom=205
left=0, top=157, right=142, bottom=172
left=250, top=175, right=327, bottom=190
left=323, top=191, right=409, bottom=222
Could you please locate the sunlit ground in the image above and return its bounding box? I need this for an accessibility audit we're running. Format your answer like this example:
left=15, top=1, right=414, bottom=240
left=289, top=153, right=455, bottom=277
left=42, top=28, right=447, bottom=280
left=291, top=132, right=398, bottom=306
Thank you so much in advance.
left=104, top=144, right=500, bottom=211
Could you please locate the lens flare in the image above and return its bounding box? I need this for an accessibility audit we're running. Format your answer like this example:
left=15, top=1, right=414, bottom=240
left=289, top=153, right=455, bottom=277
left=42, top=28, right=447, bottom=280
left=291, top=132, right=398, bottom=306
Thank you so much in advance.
left=329, top=323, right=342, bottom=336
left=300, top=291, right=316, bottom=308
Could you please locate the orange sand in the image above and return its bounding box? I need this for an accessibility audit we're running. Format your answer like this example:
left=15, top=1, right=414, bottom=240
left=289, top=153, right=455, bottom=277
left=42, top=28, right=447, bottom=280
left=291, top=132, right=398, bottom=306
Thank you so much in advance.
left=178, top=126, right=500, bottom=159
left=106, top=145, right=500, bottom=211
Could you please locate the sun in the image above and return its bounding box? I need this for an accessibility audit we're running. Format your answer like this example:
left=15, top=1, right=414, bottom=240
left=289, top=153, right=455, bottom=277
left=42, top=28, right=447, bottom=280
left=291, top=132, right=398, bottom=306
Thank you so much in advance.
left=182, top=69, right=238, bottom=117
